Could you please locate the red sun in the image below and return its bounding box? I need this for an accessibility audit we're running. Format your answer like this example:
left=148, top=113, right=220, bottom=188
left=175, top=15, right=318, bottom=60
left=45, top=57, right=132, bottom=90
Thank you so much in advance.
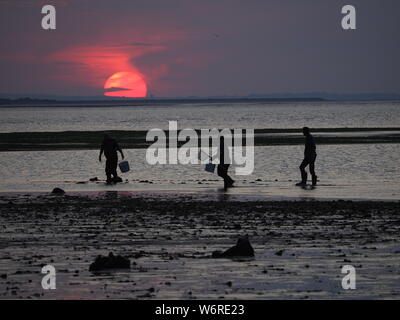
left=104, top=71, right=147, bottom=98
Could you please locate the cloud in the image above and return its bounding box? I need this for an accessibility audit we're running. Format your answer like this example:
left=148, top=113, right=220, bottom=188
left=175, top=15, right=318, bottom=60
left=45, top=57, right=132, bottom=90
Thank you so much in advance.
left=0, top=0, right=399, bottom=96
left=0, top=0, right=67, bottom=8
left=104, top=87, right=130, bottom=92
left=107, top=42, right=166, bottom=48
left=47, top=42, right=166, bottom=95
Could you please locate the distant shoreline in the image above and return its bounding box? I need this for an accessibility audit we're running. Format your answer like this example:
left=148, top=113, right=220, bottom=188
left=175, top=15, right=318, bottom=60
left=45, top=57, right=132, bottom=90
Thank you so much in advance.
left=0, top=97, right=325, bottom=107
left=1, top=97, right=400, bottom=108
left=0, top=127, right=399, bottom=151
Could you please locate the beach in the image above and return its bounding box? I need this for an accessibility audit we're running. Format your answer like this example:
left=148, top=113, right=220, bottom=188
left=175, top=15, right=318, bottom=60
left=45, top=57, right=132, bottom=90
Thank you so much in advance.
left=2, top=0, right=400, bottom=307
left=0, top=101, right=399, bottom=300
left=0, top=193, right=399, bottom=299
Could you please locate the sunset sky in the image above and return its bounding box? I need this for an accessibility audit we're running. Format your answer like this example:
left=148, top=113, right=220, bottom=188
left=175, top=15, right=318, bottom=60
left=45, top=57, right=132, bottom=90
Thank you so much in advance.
left=0, top=0, right=399, bottom=98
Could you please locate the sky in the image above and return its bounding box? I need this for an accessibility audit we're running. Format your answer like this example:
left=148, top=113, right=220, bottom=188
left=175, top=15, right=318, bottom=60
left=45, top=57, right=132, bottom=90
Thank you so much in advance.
left=0, top=0, right=399, bottom=98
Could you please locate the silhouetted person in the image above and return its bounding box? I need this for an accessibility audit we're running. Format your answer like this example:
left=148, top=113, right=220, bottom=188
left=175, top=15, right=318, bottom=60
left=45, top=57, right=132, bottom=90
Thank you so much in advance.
left=217, top=136, right=234, bottom=190
left=296, top=127, right=317, bottom=186
left=99, top=134, right=124, bottom=184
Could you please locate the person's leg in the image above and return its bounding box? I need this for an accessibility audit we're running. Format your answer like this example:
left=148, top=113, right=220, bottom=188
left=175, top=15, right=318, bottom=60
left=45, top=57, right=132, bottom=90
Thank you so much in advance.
left=112, top=168, right=119, bottom=182
left=105, top=159, right=113, bottom=184
left=109, top=157, right=119, bottom=182
left=310, top=155, right=317, bottom=186
left=298, top=158, right=309, bottom=184
left=217, top=164, right=223, bottom=178
left=217, top=165, right=230, bottom=189
left=223, top=164, right=234, bottom=186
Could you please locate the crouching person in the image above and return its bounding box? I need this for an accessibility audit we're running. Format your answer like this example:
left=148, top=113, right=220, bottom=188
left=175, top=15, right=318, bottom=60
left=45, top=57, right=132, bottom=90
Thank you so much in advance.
left=99, top=134, right=124, bottom=184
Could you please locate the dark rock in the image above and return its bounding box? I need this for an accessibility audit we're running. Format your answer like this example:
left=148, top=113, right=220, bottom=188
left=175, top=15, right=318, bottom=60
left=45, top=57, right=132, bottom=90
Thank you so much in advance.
left=0, top=274, right=7, bottom=279
left=212, top=236, right=254, bottom=258
left=89, top=177, right=99, bottom=182
left=212, top=250, right=223, bottom=258
left=89, top=252, right=130, bottom=271
left=275, top=249, right=284, bottom=256
left=51, top=188, right=65, bottom=195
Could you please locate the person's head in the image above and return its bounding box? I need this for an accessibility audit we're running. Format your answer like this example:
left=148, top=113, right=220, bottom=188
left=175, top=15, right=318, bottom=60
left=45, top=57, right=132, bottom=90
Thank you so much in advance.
left=302, top=127, right=310, bottom=136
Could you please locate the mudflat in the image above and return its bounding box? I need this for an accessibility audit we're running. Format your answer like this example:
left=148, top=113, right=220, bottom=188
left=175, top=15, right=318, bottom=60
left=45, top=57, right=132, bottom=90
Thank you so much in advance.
left=0, top=194, right=399, bottom=299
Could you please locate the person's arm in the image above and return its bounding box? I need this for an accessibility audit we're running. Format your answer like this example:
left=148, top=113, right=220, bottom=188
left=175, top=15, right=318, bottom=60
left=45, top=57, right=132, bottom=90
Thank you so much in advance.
left=99, top=145, right=104, bottom=162
left=116, top=143, right=124, bottom=160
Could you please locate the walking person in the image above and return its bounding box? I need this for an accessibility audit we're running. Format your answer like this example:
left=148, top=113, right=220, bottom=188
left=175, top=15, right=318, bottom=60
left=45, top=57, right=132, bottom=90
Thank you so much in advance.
left=217, top=135, right=235, bottom=190
left=99, top=134, right=124, bottom=184
left=296, top=127, right=318, bottom=187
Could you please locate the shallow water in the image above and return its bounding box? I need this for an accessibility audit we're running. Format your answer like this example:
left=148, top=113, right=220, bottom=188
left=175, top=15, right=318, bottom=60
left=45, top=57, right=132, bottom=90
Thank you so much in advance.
left=0, top=144, right=399, bottom=200
left=0, top=101, right=399, bottom=132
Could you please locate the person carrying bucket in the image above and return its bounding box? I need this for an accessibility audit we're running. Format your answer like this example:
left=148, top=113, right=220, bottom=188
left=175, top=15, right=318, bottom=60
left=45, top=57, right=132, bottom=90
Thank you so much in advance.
left=217, top=135, right=234, bottom=190
left=99, top=134, right=124, bottom=184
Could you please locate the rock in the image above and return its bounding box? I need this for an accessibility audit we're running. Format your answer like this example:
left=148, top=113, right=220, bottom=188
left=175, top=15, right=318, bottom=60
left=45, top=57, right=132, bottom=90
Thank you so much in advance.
left=89, top=252, right=130, bottom=271
left=212, top=236, right=254, bottom=258
left=51, top=188, right=65, bottom=195
left=275, top=249, right=285, bottom=256
left=0, top=274, right=7, bottom=279
left=89, top=177, right=99, bottom=182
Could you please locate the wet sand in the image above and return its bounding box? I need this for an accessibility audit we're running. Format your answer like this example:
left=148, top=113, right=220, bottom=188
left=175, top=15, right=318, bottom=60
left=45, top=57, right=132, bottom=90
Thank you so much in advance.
left=0, top=193, right=399, bottom=299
